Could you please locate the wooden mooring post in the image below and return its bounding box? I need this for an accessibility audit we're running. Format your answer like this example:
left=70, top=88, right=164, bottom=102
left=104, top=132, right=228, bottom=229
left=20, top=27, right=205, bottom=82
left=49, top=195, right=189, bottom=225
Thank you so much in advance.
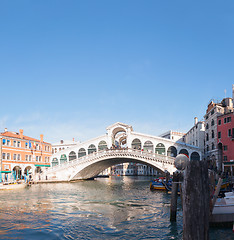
left=170, top=172, right=180, bottom=222
left=182, top=160, right=209, bottom=240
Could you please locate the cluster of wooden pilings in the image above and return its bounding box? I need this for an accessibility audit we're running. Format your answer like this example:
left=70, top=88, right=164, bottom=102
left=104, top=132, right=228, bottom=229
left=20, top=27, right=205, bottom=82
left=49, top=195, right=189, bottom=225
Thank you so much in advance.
left=170, top=160, right=227, bottom=240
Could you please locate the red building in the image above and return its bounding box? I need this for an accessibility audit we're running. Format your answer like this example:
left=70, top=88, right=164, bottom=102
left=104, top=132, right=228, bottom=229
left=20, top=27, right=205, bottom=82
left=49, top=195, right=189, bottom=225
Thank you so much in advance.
left=217, top=112, right=234, bottom=175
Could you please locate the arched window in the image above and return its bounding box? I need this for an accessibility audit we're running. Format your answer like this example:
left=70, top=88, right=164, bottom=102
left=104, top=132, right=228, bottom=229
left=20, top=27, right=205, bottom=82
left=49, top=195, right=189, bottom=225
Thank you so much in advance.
left=131, top=138, right=142, bottom=150
left=167, top=146, right=177, bottom=157
left=212, top=142, right=215, bottom=150
left=179, top=149, right=189, bottom=157
left=69, top=151, right=77, bottom=161
left=88, top=144, right=97, bottom=154
left=52, top=158, right=59, bottom=167
left=155, top=143, right=165, bottom=155
left=60, top=154, right=67, bottom=164
left=211, top=119, right=214, bottom=126
left=98, top=141, right=108, bottom=151
left=143, top=141, right=153, bottom=152
left=78, top=148, right=86, bottom=158
left=191, top=152, right=200, bottom=161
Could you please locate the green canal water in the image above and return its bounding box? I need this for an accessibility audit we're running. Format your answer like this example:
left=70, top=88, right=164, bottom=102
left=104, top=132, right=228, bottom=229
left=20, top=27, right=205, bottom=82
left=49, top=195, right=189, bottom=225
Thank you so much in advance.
left=0, top=176, right=232, bottom=239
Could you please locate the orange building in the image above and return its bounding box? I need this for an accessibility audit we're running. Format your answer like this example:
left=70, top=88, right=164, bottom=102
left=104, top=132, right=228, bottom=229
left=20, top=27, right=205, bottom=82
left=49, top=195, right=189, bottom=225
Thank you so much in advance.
left=0, top=128, right=52, bottom=181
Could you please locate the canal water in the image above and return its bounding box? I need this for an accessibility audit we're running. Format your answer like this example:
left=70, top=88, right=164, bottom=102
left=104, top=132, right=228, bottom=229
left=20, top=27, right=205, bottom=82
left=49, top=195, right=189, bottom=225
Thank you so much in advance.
left=0, top=176, right=232, bottom=240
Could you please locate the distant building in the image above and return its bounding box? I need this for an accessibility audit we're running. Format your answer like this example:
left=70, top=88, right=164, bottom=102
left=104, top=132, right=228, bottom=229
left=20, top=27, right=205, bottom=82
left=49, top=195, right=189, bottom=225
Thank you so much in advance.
left=184, top=117, right=205, bottom=159
left=217, top=111, right=234, bottom=175
left=52, top=139, right=79, bottom=154
left=159, top=130, right=185, bottom=142
left=0, top=128, right=51, bottom=182
left=204, top=98, right=233, bottom=171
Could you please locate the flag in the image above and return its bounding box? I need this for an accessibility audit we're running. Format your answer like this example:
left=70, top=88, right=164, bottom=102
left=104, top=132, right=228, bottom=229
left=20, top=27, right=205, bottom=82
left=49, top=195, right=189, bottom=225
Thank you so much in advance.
left=29, top=141, right=32, bottom=148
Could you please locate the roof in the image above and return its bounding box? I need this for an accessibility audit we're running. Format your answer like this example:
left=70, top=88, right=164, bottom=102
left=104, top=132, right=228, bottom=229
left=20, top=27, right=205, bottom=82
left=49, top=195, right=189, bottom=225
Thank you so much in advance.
left=0, top=131, right=50, bottom=144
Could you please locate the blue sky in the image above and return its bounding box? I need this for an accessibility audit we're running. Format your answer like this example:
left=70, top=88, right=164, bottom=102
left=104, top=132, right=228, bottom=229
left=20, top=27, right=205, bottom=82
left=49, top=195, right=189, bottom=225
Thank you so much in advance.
left=0, top=0, right=234, bottom=143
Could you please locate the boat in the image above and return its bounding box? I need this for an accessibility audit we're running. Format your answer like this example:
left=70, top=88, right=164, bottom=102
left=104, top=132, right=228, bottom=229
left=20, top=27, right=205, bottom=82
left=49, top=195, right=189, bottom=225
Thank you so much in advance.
left=212, top=192, right=234, bottom=215
left=0, top=182, right=28, bottom=190
left=150, top=178, right=172, bottom=191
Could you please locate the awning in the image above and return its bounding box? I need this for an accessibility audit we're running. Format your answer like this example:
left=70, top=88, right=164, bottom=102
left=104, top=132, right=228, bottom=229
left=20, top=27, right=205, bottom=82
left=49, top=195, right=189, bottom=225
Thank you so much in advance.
left=1, top=171, right=11, bottom=173
left=223, top=162, right=234, bottom=166
left=35, top=164, right=50, bottom=167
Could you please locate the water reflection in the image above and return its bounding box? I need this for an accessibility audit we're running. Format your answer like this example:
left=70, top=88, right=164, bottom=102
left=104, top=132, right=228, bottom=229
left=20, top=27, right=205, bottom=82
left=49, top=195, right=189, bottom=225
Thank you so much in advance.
left=0, top=176, right=229, bottom=239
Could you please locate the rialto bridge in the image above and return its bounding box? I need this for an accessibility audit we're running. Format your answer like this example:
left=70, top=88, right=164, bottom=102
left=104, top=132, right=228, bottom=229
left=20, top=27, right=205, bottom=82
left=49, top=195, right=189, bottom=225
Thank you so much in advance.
left=39, top=122, right=202, bottom=181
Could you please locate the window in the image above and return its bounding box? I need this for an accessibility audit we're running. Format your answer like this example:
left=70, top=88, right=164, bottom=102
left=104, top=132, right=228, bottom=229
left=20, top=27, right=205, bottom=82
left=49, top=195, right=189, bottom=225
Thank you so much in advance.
left=212, top=130, right=214, bottom=138
left=7, top=140, right=10, bottom=146
left=17, top=141, right=20, bottom=147
left=39, top=156, right=41, bottom=162
left=25, top=142, right=28, bottom=148
left=218, top=132, right=221, bottom=139
left=227, top=117, right=231, bottom=123
left=228, top=129, right=232, bottom=137
left=4, top=165, right=9, bottom=170
left=212, top=143, right=215, bottom=150
left=2, top=153, right=5, bottom=159
left=224, top=118, right=227, bottom=124
left=223, top=156, right=227, bottom=161
left=7, top=153, right=10, bottom=160
left=218, top=119, right=221, bottom=125
left=25, top=155, right=28, bottom=161
left=206, top=133, right=209, bottom=141
left=36, top=156, right=38, bottom=161
left=206, top=115, right=209, bottom=120
left=211, top=119, right=214, bottom=126
left=17, top=154, right=21, bottom=160
left=211, top=109, right=214, bottom=115
left=2, top=139, right=6, bottom=145
left=13, top=154, right=16, bottom=160
left=48, top=157, right=50, bottom=162
left=206, top=145, right=209, bottom=152
left=224, top=145, right=228, bottom=151
left=45, top=157, right=47, bottom=162
left=206, top=123, right=209, bottom=130
left=29, top=155, right=31, bottom=161
left=13, top=141, right=16, bottom=147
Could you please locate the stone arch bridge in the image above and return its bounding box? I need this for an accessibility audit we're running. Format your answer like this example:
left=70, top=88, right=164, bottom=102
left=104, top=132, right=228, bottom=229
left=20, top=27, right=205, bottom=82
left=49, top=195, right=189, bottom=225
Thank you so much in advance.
left=40, top=122, right=202, bottom=181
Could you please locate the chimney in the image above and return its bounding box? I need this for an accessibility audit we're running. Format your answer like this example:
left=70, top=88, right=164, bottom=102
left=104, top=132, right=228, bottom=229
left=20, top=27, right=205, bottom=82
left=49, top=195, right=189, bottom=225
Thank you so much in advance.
left=194, top=117, right=198, bottom=125
left=4, top=128, right=8, bottom=132
left=40, top=134, right=44, bottom=142
left=19, top=129, right=23, bottom=139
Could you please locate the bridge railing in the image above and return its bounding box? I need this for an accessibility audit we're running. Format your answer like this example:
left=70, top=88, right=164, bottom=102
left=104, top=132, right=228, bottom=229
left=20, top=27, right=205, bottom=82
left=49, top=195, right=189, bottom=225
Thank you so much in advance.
left=44, top=148, right=176, bottom=174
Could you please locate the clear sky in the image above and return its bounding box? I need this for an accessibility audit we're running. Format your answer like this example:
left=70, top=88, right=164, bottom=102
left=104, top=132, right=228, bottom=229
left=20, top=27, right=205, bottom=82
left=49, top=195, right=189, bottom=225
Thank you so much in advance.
left=0, top=0, right=234, bottom=143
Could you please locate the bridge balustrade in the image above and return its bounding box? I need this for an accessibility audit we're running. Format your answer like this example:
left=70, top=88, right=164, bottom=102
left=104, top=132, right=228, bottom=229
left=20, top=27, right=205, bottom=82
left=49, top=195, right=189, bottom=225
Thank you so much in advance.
left=44, top=148, right=176, bottom=175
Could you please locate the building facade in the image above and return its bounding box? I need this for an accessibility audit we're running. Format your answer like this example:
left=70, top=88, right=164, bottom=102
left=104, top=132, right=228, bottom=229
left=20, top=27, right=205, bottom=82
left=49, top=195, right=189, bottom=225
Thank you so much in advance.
left=204, top=98, right=233, bottom=171
left=52, top=139, right=80, bottom=154
left=184, top=117, right=205, bottom=159
left=217, top=112, right=234, bottom=175
left=0, top=129, right=52, bottom=182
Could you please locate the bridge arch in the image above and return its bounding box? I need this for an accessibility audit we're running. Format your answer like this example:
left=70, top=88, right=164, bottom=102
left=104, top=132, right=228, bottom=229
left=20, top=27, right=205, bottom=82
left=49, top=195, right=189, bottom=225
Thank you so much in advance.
left=191, top=152, right=200, bottom=161
left=69, top=151, right=77, bottom=161
left=179, top=149, right=189, bottom=157
left=52, top=157, right=59, bottom=167
left=143, top=140, right=153, bottom=153
left=98, top=141, right=108, bottom=151
left=155, top=143, right=165, bottom=155
left=78, top=148, right=86, bottom=158
left=70, top=156, right=172, bottom=180
left=131, top=138, right=142, bottom=150
left=88, top=144, right=97, bottom=155
left=60, top=154, right=67, bottom=164
left=167, top=146, right=177, bottom=157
